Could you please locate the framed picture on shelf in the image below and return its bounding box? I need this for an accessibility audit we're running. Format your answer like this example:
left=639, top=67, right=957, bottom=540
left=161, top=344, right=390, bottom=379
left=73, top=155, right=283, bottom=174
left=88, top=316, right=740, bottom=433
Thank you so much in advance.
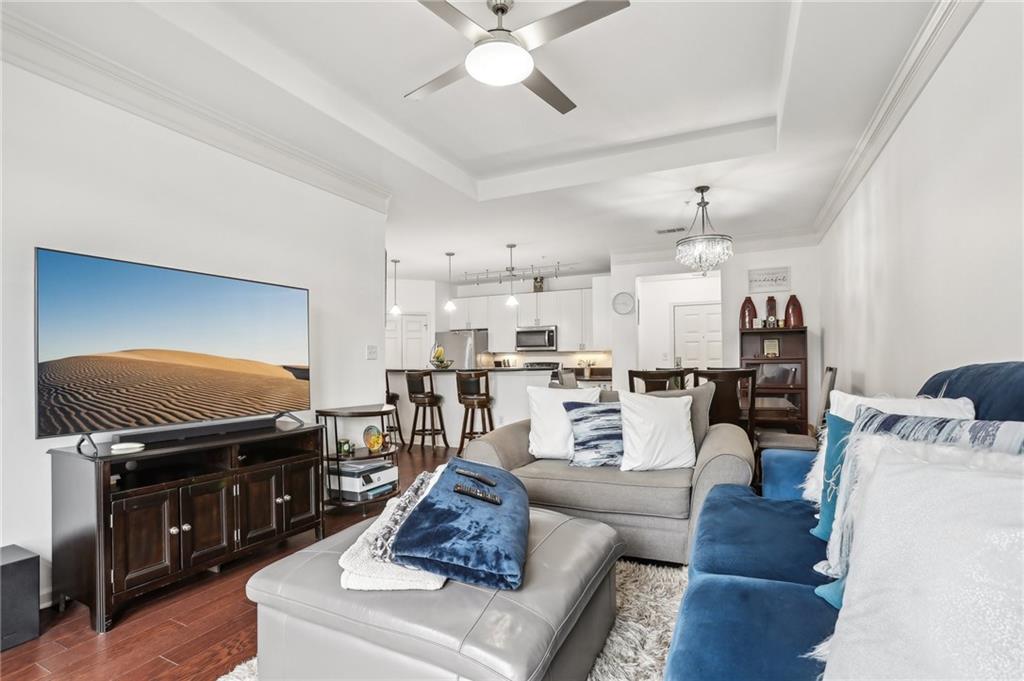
left=763, top=339, right=781, bottom=358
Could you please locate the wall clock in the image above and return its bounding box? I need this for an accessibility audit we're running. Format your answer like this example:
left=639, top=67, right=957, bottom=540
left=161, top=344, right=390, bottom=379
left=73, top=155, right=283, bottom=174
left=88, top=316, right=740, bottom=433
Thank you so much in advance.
left=612, top=291, right=635, bottom=315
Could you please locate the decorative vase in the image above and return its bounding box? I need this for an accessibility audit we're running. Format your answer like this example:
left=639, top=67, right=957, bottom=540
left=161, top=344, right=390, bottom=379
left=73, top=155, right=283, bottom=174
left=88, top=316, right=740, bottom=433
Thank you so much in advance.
left=739, top=297, right=758, bottom=329
left=765, top=295, right=777, bottom=320
left=784, top=295, right=804, bottom=328
left=584, top=366, right=592, bottom=379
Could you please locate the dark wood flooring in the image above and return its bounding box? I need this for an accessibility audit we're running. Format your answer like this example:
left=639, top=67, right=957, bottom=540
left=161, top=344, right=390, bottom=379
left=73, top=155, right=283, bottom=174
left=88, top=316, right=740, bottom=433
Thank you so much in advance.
left=0, top=446, right=452, bottom=681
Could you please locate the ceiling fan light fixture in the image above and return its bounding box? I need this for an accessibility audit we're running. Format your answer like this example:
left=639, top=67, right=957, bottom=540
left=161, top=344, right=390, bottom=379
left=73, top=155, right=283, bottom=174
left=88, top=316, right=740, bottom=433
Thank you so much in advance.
left=465, top=32, right=534, bottom=87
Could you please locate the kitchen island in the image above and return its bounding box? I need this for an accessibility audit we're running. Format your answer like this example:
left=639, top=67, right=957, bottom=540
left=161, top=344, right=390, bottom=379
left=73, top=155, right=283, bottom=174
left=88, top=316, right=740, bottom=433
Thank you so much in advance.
left=386, top=368, right=553, bottom=444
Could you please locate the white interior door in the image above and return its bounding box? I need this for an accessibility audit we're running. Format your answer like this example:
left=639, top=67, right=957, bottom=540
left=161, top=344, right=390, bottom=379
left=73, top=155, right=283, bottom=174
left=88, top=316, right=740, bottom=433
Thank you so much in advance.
left=384, top=317, right=401, bottom=368
left=673, top=303, right=723, bottom=369
left=402, top=314, right=430, bottom=369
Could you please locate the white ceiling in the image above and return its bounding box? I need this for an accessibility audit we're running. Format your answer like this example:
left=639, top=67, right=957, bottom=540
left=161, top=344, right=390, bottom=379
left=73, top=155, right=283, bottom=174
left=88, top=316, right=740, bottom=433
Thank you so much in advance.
left=3, top=1, right=935, bottom=280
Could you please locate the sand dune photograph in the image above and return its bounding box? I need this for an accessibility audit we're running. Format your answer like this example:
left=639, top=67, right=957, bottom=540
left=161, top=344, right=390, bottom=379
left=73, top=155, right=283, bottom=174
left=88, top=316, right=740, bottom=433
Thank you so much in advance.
left=36, top=249, right=310, bottom=437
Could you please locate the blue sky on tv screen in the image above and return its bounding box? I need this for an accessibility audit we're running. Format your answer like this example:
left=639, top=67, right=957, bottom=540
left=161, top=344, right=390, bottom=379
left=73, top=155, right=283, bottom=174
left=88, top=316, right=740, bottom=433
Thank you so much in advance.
left=37, top=250, right=309, bottom=366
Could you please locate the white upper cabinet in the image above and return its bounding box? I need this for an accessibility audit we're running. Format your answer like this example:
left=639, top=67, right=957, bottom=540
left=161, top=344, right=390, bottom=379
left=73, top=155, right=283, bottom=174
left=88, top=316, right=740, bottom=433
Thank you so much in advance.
left=516, top=292, right=538, bottom=328
left=487, top=295, right=517, bottom=352
left=590, top=276, right=612, bottom=351
left=536, top=292, right=559, bottom=327
left=556, top=290, right=583, bottom=351
left=452, top=296, right=489, bottom=329
left=581, top=289, right=594, bottom=350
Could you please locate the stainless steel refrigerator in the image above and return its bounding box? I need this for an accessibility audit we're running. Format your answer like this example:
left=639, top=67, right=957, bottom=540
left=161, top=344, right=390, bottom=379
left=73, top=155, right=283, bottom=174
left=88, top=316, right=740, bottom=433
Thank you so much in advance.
left=434, top=329, right=490, bottom=369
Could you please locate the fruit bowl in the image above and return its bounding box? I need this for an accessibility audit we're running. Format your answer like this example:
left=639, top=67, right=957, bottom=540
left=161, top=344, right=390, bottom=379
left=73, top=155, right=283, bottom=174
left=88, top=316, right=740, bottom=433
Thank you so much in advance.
left=430, top=359, right=454, bottom=369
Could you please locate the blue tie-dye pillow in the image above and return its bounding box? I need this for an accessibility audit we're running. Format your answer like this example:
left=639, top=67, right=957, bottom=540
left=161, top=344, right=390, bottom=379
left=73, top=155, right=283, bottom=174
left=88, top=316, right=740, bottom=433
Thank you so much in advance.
left=563, top=401, right=624, bottom=467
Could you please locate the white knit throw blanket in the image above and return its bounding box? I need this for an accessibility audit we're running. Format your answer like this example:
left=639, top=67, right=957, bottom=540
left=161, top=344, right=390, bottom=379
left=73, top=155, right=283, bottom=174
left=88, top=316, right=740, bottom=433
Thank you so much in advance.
left=338, top=467, right=448, bottom=591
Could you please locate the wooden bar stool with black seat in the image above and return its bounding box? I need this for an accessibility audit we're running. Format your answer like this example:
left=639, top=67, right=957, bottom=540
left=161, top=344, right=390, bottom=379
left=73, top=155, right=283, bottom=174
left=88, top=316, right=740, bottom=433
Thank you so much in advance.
left=628, top=368, right=697, bottom=393
left=455, top=370, right=494, bottom=456
left=406, top=370, right=449, bottom=452
left=384, top=372, right=405, bottom=446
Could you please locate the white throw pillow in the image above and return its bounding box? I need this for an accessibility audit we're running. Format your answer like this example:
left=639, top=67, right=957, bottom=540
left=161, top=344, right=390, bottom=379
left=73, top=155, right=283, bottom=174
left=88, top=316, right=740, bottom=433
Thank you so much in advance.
left=620, top=392, right=696, bottom=471
left=527, top=386, right=602, bottom=459
left=821, top=443, right=1024, bottom=680
left=800, top=391, right=975, bottom=504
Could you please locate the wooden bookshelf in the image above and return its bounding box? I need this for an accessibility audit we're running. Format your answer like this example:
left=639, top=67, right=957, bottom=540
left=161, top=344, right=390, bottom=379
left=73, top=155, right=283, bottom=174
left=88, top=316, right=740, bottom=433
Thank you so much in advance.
left=740, top=326, right=808, bottom=433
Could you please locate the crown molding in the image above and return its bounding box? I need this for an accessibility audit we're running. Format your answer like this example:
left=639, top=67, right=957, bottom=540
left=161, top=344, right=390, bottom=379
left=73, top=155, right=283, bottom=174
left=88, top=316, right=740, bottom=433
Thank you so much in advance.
left=1, top=10, right=392, bottom=216
left=810, top=0, right=982, bottom=240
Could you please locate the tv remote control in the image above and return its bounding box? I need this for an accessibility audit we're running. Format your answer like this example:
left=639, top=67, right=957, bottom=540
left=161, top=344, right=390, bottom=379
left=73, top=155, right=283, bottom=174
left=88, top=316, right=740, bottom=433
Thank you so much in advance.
left=455, top=468, right=497, bottom=487
left=454, top=482, right=502, bottom=505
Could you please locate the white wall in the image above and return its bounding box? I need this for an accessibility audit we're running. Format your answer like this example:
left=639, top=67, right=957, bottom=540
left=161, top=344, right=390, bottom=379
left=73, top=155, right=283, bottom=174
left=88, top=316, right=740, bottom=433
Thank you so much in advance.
left=636, top=273, right=722, bottom=369
left=1, top=66, right=386, bottom=601
left=820, top=1, right=1023, bottom=397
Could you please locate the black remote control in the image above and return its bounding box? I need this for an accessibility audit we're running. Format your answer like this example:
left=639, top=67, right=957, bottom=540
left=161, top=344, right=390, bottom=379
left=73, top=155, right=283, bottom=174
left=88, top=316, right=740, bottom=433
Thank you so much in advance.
left=455, top=468, right=497, bottom=487
left=454, top=482, right=502, bottom=505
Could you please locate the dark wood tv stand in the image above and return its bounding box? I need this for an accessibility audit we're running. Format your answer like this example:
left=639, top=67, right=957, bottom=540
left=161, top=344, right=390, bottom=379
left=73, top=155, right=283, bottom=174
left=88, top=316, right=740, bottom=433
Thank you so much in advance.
left=49, top=423, right=324, bottom=633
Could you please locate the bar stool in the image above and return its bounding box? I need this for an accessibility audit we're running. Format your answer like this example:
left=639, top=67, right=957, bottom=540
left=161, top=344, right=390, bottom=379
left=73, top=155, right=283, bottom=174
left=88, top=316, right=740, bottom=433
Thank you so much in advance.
left=456, top=370, right=494, bottom=456
left=406, top=370, right=449, bottom=452
left=384, top=372, right=405, bottom=446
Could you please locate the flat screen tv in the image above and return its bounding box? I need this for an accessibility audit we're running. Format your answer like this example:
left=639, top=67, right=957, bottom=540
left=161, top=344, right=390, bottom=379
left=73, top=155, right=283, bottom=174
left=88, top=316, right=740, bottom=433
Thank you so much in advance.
left=35, top=248, right=310, bottom=438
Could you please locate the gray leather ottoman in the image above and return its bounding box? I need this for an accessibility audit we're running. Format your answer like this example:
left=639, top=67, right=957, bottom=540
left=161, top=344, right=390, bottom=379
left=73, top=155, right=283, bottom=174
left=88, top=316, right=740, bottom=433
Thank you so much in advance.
left=247, top=507, right=625, bottom=681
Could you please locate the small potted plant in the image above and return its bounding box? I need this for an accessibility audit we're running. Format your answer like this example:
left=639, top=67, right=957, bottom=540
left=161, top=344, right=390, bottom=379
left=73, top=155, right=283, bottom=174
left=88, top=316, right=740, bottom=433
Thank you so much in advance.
left=578, top=358, right=596, bottom=379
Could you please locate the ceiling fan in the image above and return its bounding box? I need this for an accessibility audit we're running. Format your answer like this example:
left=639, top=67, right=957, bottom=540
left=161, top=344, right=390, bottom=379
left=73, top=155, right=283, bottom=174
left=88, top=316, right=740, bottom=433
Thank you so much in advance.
left=405, top=0, right=630, bottom=114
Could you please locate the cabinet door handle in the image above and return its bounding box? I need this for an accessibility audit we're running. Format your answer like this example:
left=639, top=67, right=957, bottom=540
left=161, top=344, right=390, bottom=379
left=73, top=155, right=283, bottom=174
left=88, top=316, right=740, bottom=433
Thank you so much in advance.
left=237, top=454, right=247, bottom=461
left=275, top=497, right=284, bottom=505
left=169, top=526, right=180, bottom=535
left=283, top=494, right=292, bottom=502
left=181, top=523, right=192, bottom=532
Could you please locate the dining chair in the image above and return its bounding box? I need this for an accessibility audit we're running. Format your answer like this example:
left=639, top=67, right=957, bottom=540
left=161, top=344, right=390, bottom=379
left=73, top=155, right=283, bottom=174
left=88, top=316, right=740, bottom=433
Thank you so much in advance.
left=628, top=368, right=697, bottom=393
left=756, top=366, right=838, bottom=451
left=694, top=367, right=758, bottom=442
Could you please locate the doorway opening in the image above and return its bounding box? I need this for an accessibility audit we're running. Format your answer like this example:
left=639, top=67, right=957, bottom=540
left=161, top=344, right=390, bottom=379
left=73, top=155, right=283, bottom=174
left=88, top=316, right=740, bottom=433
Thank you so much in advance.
left=636, top=272, right=722, bottom=370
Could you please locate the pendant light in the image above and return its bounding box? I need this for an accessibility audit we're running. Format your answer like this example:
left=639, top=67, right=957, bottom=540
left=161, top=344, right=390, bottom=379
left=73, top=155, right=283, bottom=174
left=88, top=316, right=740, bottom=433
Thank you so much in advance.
left=389, top=258, right=402, bottom=316
left=674, top=185, right=734, bottom=275
left=443, top=252, right=457, bottom=313
left=504, top=244, right=519, bottom=307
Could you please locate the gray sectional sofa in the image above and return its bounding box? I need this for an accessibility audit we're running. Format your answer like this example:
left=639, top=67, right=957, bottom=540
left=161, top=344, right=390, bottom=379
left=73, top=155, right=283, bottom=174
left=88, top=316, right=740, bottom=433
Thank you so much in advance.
left=463, top=386, right=755, bottom=564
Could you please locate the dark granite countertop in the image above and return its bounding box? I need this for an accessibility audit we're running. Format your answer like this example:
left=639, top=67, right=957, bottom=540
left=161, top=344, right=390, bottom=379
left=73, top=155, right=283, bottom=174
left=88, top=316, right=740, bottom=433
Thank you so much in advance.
left=385, top=367, right=552, bottom=373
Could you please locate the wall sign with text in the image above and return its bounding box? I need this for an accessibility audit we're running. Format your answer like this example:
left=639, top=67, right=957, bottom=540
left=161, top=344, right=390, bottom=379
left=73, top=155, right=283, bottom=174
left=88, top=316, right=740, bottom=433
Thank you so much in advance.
left=748, top=266, right=791, bottom=293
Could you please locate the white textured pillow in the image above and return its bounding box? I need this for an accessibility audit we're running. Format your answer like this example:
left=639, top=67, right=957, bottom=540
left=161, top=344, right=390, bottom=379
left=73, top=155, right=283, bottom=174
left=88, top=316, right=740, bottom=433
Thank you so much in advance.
left=821, top=444, right=1024, bottom=680
left=800, top=391, right=975, bottom=504
left=527, top=386, right=602, bottom=459
left=620, top=393, right=696, bottom=471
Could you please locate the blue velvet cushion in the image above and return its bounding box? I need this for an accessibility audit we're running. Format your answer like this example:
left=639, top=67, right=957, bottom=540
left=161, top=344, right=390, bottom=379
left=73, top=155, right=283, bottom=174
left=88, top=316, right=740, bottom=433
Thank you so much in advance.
left=918, top=361, right=1024, bottom=421
left=664, top=573, right=838, bottom=681
left=690, top=484, right=830, bottom=586
left=562, top=401, right=624, bottom=467
left=392, top=459, right=529, bottom=590
left=761, top=448, right=817, bottom=501
left=809, top=413, right=854, bottom=541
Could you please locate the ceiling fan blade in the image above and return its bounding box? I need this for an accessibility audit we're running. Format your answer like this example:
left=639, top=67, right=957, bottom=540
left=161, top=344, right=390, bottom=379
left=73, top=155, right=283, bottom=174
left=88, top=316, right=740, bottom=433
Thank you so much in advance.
left=404, top=63, right=468, bottom=99
left=512, top=0, right=630, bottom=51
left=522, top=68, right=576, bottom=114
left=417, top=0, right=491, bottom=43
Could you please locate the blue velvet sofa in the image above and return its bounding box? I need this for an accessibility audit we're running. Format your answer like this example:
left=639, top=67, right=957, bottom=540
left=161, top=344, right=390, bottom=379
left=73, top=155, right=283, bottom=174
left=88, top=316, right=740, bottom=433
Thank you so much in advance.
left=664, top=362, right=1024, bottom=681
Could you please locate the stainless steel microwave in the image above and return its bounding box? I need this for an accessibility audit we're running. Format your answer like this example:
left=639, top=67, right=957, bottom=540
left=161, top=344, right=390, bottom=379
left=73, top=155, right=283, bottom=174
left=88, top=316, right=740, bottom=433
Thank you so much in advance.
left=516, top=326, right=557, bottom=352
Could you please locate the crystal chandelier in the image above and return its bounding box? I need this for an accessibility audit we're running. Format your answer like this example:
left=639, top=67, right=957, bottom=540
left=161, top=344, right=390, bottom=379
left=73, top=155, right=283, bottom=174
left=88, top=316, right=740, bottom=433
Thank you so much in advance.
left=674, top=185, right=733, bottom=275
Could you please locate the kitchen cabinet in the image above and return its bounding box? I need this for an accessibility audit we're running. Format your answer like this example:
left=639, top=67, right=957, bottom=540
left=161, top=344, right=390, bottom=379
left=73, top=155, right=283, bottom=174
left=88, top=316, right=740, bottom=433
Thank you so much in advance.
left=537, top=292, right=559, bottom=327
left=452, top=296, right=489, bottom=329
left=516, top=292, right=537, bottom=328
left=487, top=295, right=517, bottom=352
left=590, top=276, right=612, bottom=351
left=556, top=290, right=583, bottom=351
left=581, top=289, right=594, bottom=350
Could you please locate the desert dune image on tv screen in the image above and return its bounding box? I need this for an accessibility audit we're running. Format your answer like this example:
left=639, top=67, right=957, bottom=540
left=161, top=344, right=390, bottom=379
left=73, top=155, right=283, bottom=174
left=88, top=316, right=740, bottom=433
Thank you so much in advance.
left=36, top=249, right=310, bottom=437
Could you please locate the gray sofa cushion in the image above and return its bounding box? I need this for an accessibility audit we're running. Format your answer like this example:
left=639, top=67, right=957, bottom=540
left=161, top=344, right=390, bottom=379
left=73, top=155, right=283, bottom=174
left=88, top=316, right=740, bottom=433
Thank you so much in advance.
left=514, top=459, right=694, bottom=519
left=247, top=508, right=625, bottom=681
left=600, top=382, right=716, bottom=449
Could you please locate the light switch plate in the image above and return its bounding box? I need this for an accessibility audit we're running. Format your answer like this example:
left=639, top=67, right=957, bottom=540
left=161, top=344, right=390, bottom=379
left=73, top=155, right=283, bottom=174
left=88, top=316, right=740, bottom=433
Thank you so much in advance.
left=365, top=344, right=378, bottom=360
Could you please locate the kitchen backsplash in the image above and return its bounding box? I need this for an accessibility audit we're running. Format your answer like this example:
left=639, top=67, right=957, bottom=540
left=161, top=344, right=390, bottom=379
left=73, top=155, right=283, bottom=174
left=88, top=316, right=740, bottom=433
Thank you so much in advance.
left=490, top=351, right=612, bottom=368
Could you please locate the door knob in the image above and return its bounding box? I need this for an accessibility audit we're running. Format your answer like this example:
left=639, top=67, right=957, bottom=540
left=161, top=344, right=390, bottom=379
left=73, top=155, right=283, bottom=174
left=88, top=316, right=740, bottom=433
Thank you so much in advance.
left=169, top=526, right=180, bottom=535
left=283, top=494, right=292, bottom=502
left=181, top=523, right=192, bottom=532
left=275, top=497, right=284, bottom=504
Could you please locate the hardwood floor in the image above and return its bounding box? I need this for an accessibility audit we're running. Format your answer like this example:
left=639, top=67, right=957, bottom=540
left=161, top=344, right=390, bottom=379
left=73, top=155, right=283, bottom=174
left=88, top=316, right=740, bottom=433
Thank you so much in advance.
left=0, top=446, right=452, bottom=681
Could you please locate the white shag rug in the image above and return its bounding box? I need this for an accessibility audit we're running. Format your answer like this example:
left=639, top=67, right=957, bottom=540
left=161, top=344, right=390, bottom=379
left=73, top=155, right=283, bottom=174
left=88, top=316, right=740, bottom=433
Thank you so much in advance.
left=221, top=560, right=687, bottom=681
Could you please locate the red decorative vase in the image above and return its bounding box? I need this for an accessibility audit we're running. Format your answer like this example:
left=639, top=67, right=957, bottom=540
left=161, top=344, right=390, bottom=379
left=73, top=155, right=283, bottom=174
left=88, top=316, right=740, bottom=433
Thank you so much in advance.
left=739, top=297, right=758, bottom=329
left=784, top=295, right=804, bottom=328
left=765, top=296, right=777, bottom=319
